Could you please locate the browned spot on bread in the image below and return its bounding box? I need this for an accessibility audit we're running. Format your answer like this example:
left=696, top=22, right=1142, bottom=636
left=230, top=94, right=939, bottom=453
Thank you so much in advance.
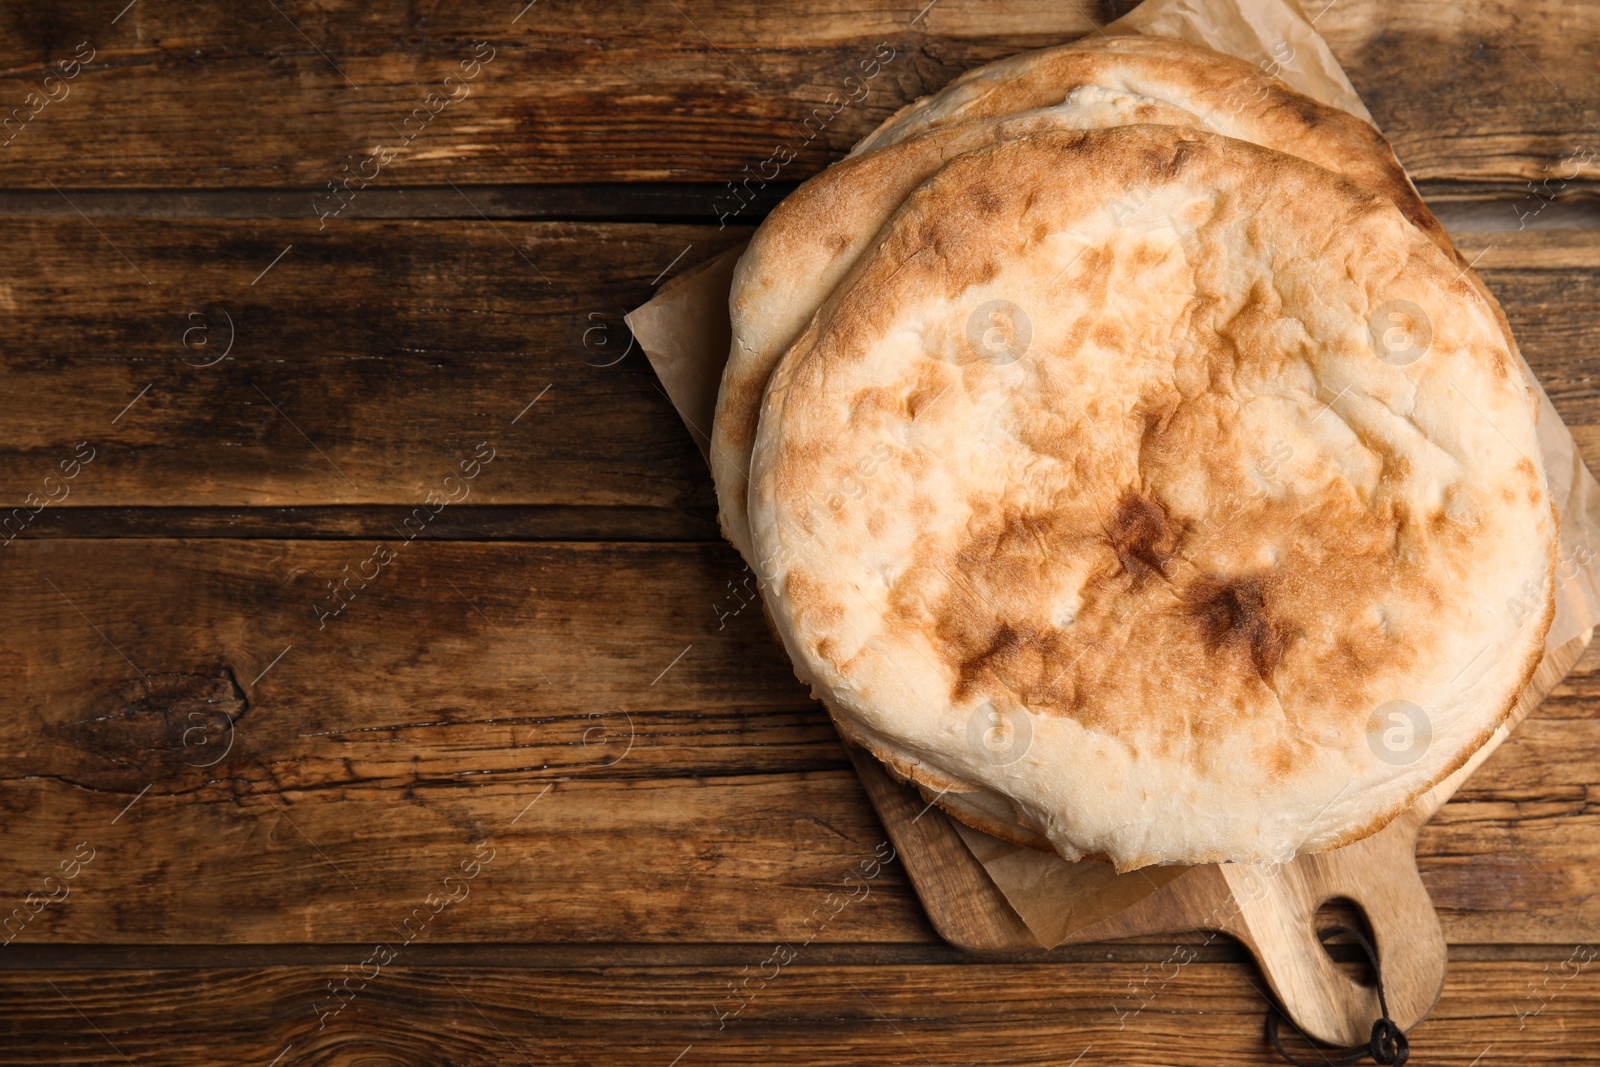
left=911, top=507, right=1070, bottom=703
left=1285, top=93, right=1325, bottom=129
left=785, top=570, right=843, bottom=640
left=1125, top=239, right=1171, bottom=274
left=970, top=183, right=1004, bottom=215
left=906, top=384, right=942, bottom=420
left=1490, top=346, right=1511, bottom=381
left=1107, top=490, right=1183, bottom=584
left=1264, top=738, right=1300, bottom=783
left=1184, top=573, right=1288, bottom=679
left=1167, top=138, right=1202, bottom=175
left=1221, top=279, right=1286, bottom=357
left=1064, top=244, right=1115, bottom=299
left=1093, top=321, right=1128, bottom=350
left=962, top=622, right=1023, bottom=687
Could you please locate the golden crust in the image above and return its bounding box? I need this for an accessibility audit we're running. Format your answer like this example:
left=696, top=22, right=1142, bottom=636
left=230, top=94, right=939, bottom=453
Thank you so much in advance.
left=713, top=35, right=1452, bottom=566
left=1314, top=513, right=1558, bottom=852
left=844, top=519, right=1553, bottom=864
left=748, top=126, right=1557, bottom=870
left=853, top=35, right=1448, bottom=252
left=778, top=589, right=1063, bottom=852
left=716, top=93, right=1204, bottom=561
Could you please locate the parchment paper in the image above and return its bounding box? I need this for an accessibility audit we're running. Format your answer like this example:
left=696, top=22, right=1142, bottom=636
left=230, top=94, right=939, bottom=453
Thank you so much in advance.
left=625, top=0, right=1600, bottom=948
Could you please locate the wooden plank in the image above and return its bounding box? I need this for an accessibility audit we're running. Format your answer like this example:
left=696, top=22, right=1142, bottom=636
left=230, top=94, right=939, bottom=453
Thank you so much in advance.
left=0, top=1, right=1087, bottom=189
left=0, top=218, right=747, bottom=510
left=0, top=2, right=1593, bottom=192
left=845, top=746, right=1040, bottom=951
left=0, top=222, right=1597, bottom=515
left=0, top=940, right=1578, bottom=968
left=1320, top=0, right=1600, bottom=195
left=0, top=538, right=921, bottom=945
left=0, top=184, right=798, bottom=222
left=9, top=505, right=720, bottom=542
left=2, top=538, right=1599, bottom=945
left=0, top=960, right=1595, bottom=1065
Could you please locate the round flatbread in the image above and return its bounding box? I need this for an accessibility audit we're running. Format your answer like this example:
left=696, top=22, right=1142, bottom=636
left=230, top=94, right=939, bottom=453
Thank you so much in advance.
left=748, top=126, right=1556, bottom=870
left=713, top=35, right=1450, bottom=565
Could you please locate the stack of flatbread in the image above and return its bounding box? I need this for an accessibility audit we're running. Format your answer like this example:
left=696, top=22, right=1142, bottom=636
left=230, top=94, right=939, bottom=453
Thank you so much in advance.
left=710, top=36, right=1556, bottom=871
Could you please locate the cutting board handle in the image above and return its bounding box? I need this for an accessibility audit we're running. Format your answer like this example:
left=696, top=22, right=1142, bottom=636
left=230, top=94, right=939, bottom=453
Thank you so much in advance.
left=1221, top=810, right=1446, bottom=1048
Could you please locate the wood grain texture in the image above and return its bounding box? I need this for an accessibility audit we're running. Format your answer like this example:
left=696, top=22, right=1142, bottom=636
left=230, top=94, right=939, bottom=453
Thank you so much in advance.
left=2, top=538, right=1598, bottom=946
left=0, top=2, right=1590, bottom=1063
left=0, top=222, right=1596, bottom=514
left=0, top=960, right=1595, bottom=1066
left=9, top=504, right=722, bottom=541
left=0, top=218, right=748, bottom=510
left=844, top=746, right=1038, bottom=950
left=0, top=1, right=1595, bottom=194
left=0, top=538, right=917, bottom=945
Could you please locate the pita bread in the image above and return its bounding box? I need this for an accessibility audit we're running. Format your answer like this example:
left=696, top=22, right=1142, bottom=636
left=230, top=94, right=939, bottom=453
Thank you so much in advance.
left=713, top=35, right=1450, bottom=564
left=747, top=126, right=1556, bottom=870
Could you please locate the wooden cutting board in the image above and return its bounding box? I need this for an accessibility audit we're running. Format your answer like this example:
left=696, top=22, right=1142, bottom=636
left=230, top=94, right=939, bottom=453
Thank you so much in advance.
left=850, top=629, right=1593, bottom=1048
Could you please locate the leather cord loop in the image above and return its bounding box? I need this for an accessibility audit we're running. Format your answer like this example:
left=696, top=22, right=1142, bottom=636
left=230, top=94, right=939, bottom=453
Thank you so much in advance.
left=1265, top=925, right=1410, bottom=1066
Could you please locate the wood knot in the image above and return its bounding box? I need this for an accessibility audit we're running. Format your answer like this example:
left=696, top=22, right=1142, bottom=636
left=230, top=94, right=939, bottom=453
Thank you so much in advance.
left=51, top=667, right=249, bottom=788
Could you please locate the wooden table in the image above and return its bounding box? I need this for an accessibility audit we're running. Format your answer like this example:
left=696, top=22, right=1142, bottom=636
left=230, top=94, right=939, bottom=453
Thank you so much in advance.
left=1, top=2, right=1598, bottom=1063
